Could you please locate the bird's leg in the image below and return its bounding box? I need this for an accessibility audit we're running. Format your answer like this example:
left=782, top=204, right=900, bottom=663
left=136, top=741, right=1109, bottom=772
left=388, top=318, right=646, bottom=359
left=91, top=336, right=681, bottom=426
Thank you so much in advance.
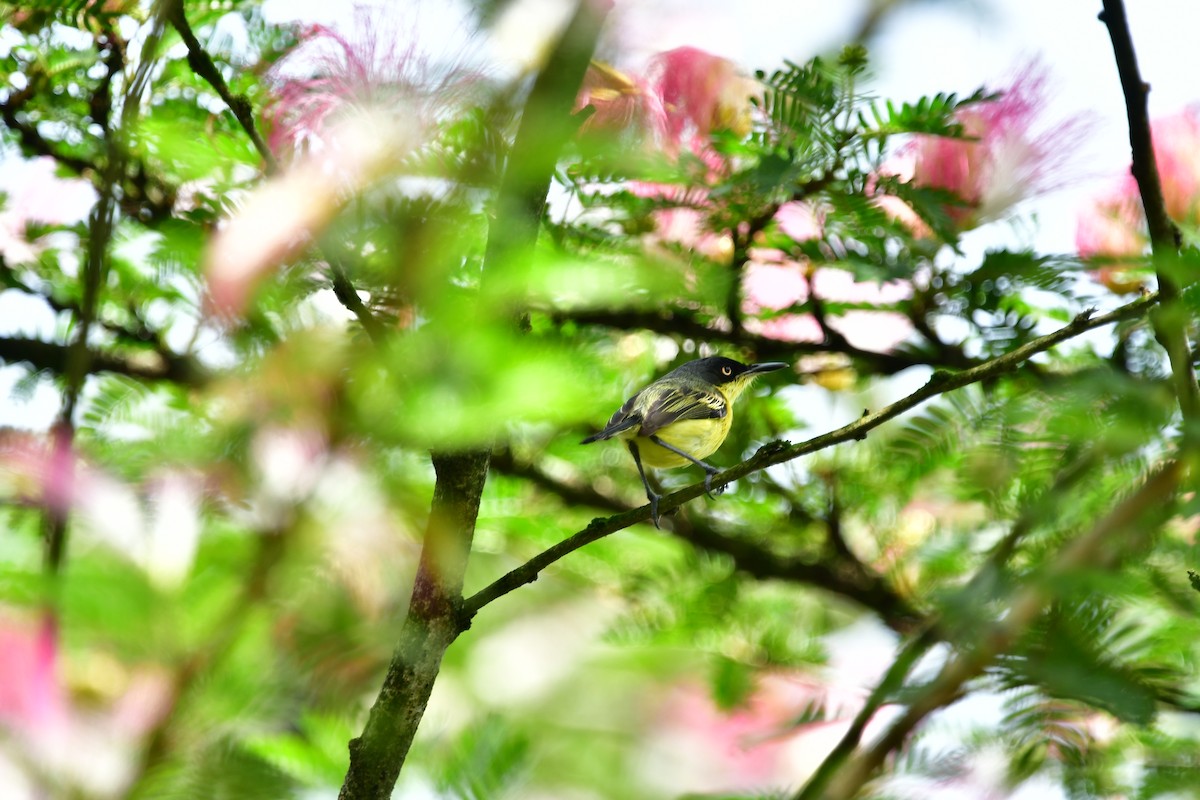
left=628, top=442, right=662, bottom=528
left=646, top=435, right=724, bottom=499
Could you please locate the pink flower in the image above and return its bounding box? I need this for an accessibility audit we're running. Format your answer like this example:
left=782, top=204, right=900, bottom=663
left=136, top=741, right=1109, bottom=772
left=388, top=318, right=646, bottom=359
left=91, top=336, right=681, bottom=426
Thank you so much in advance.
left=647, top=46, right=759, bottom=156
left=883, top=62, right=1075, bottom=233
left=574, top=47, right=757, bottom=160
left=1075, top=176, right=1146, bottom=293
left=1074, top=107, right=1200, bottom=292
left=574, top=61, right=666, bottom=141
left=1151, top=107, right=1200, bottom=224
left=0, top=612, right=65, bottom=733
left=1075, top=106, right=1200, bottom=287
left=264, top=9, right=469, bottom=159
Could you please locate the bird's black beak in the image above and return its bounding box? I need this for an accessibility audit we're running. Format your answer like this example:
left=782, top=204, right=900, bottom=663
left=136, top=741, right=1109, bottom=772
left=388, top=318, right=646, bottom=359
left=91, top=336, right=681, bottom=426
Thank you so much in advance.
left=745, top=361, right=789, bottom=375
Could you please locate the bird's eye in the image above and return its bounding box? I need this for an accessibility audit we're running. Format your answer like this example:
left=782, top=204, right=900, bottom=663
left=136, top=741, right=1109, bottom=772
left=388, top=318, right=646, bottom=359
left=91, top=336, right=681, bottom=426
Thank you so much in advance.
left=721, top=366, right=732, bottom=376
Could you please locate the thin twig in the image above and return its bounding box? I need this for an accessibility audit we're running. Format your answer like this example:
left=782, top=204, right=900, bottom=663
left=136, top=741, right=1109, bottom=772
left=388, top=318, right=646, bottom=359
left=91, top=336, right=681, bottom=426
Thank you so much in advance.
left=170, top=4, right=391, bottom=342
left=465, top=292, right=1159, bottom=615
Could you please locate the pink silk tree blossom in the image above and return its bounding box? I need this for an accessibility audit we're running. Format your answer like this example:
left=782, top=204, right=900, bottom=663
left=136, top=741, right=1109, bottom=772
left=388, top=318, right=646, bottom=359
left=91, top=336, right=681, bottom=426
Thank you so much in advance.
left=882, top=63, right=1076, bottom=235
left=573, top=60, right=666, bottom=142
left=646, top=46, right=759, bottom=156
left=264, top=9, right=471, bottom=159
left=575, top=46, right=758, bottom=160
left=0, top=612, right=65, bottom=733
left=1076, top=106, right=1200, bottom=292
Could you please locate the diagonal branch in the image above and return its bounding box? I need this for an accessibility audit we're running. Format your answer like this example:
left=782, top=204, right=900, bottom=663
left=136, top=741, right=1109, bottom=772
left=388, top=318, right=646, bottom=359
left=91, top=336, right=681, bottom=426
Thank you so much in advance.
left=464, top=291, right=1160, bottom=615
left=489, top=448, right=923, bottom=632
left=817, top=458, right=1183, bottom=800
left=168, top=2, right=278, bottom=174
left=793, top=447, right=1100, bottom=799
left=1099, top=0, right=1200, bottom=422
left=170, top=4, right=389, bottom=342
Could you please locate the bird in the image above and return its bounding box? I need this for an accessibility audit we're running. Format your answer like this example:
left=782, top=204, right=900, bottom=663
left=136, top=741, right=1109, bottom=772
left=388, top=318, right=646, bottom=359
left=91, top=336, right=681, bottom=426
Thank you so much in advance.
left=582, top=355, right=788, bottom=527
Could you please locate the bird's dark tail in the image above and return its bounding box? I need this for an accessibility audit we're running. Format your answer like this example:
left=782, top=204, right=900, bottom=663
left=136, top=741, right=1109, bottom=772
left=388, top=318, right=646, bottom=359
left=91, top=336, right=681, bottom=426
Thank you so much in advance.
left=581, top=415, right=641, bottom=444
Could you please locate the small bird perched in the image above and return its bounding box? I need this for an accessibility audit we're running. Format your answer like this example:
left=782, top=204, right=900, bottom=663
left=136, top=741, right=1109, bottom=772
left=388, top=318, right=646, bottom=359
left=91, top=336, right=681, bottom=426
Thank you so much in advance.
left=582, top=356, right=788, bottom=527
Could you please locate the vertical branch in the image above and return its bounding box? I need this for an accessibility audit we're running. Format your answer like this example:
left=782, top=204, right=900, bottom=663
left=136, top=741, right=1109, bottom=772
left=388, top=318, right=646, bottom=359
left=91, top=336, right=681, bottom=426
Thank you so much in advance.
left=1099, top=0, right=1200, bottom=422
left=339, top=452, right=490, bottom=800
left=338, top=4, right=611, bottom=798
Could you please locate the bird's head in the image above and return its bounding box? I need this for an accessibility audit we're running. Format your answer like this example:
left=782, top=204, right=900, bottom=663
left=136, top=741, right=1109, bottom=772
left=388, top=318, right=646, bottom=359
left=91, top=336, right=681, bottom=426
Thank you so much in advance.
left=681, top=356, right=789, bottom=402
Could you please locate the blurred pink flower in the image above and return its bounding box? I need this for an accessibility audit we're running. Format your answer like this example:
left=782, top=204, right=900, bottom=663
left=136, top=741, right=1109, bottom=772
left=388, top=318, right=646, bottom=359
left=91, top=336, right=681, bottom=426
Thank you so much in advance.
left=0, top=428, right=77, bottom=516
left=0, top=612, right=65, bottom=733
left=883, top=62, right=1075, bottom=233
left=648, top=46, right=759, bottom=156
left=206, top=109, right=416, bottom=317
left=574, top=46, right=757, bottom=160
left=1075, top=106, right=1200, bottom=292
left=1151, top=107, right=1200, bottom=224
left=265, top=9, right=468, bottom=159
left=574, top=61, right=666, bottom=141
left=1075, top=176, right=1146, bottom=293
left=646, top=671, right=884, bottom=794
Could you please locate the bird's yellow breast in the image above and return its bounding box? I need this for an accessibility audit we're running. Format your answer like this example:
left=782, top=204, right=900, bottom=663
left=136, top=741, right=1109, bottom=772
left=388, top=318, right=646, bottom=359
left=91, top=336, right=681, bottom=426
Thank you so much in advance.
left=630, top=415, right=733, bottom=468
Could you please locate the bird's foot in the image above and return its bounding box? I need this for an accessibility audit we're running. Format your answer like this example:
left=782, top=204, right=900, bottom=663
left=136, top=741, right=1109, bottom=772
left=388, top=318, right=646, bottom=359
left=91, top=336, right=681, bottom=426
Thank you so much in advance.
left=647, top=491, right=662, bottom=529
left=702, top=466, right=725, bottom=499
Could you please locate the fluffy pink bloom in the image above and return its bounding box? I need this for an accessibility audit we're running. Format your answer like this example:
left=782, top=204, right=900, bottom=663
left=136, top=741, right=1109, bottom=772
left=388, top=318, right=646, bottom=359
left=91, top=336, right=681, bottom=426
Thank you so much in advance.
left=1075, top=189, right=1142, bottom=261
left=0, top=612, right=65, bottom=732
left=1075, top=107, right=1200, bottom=292
left=883, top=62, right=1075, bottom=233
left=647, top=46, right=760, bottom=155
left=1151, top=108, right=1200, bottom=224
left=575, top=46, right=758, bottom=160
left=206, top=110, right=414, bottom=317
left=264, top=10, right=468, bottom=159
left=574, top=61, right=666, bottom=141
left=0, top=428, right=77, bottom=516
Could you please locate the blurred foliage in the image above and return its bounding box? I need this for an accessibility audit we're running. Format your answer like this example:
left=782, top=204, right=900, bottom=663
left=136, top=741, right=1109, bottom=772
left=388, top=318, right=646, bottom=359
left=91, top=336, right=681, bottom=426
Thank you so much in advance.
left=0, top=2, right=1198, bottom=800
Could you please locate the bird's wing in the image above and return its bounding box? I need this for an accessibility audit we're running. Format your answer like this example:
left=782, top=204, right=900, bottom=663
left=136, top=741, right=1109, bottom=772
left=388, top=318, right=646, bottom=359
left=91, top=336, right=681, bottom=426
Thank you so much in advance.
left=581, top=391, right=645, bottom=443
left=636, top=382, right=727, bottom=438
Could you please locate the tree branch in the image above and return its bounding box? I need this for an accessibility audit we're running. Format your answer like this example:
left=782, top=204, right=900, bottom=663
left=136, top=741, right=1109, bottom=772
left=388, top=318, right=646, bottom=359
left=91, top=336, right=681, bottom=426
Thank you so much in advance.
left=43, top=5, right=172, bottom=574
left=552, top=307, right=976, bottom=375
left=794, top=447, right=1100, bottom=799
left=489, top=448, right=923, bottom=632
left=0, top=335, right=202, bottom=384
left=338, top=4, right=611, bottom=797
left=168, top=2, right=278, bottom=174
left=339, top=450, right=490, bottom=800
left=1099, top=0, right=1200, bottom=422
left=465, top=292, right=1160, bottom=615
left=170, top=4, right=392, bottom=342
